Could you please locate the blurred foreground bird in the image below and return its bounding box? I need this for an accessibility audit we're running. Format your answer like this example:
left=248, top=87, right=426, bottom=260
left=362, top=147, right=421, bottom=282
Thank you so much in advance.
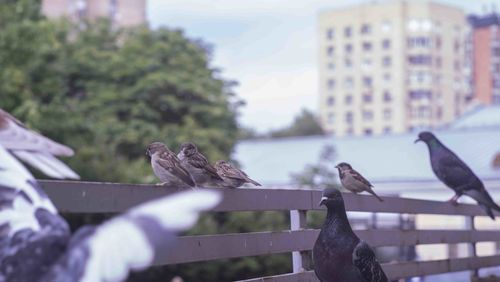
left=336, top=162, right=383, bottom=202
left=147, top=142, right=195, bottom=188
left=416, top=131, right=500, bottom=219
left=177, top=142, right=224, bottom=187
left=214, top=160, right=261, bottom=188
left=0, top=142, right=221, bottom=281
left=0, top=108, right=79, bottom=179
left=313, top=188, right=388, bottom=282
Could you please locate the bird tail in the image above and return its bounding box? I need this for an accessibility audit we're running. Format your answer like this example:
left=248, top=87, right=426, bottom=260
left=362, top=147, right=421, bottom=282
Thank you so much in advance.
left=246, top=177, right=261, bottom=186
left=367, top=188, right=384, bottom=202
left=482, top=205, right=496, bottom=220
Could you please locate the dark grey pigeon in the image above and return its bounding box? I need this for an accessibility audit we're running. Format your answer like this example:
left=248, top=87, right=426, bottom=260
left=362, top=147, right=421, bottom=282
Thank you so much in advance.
left=416, top=131, right=500, bottom=220
left=313, top=188, right=388, bottom=282
left=0, top=144, right=221, bottom=282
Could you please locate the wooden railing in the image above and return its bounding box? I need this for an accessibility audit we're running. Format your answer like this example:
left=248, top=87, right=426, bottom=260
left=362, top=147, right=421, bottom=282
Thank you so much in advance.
left=40, top=180, right=500, bottom=281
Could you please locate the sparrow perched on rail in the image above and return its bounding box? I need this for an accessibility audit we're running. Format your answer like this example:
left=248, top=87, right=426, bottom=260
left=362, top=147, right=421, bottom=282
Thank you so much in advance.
left=177, top=142, right=224, bottom=187
left=416, top=131, right=500, bottom=220
left=313, top=188, right=388, bottom=282
left=0, top=108, right=79, bottom=179
left=146, top=142, right=195, bottom=188
left=214, top=160, right=261, bottom=188
left=335, top=162, right=383, bottom=202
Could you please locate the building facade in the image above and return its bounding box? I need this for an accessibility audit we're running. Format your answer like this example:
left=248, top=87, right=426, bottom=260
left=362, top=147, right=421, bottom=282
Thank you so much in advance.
left=41, top=0, right=146, bottom=27
left=318, top=1, right=468, bottom=136
left=468, top=13, right=500, bottom=105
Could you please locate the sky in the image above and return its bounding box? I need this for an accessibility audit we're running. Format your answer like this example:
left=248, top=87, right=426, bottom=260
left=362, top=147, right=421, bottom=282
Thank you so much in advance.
left=148, top=0, right=497, bottom=132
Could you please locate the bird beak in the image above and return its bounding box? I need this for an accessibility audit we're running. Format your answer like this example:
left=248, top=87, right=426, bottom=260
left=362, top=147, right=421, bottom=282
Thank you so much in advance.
left=414, top=138, right=421, bottom=144
left=334, top=165, right=339, bottom=169
left=319, top=196, right=327, bottom=207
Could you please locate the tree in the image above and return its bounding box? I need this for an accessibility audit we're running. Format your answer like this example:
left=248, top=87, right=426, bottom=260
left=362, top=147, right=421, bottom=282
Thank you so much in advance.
left=268, top=108, right=324, bottom=138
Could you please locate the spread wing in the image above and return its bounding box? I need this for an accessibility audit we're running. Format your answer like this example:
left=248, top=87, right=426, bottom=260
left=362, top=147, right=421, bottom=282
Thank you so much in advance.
left=42, top=190, right=222, bottom=282
left=156, top=152, right=195, bottom=187
left=0, top=144, right=71, bottom=281
left=188, top=153, right=223, bottom=180
left=352, top=241, right=388, bottom=282
left=350, top=169, right=373, bottom=187
left=0, top=109, right=79, bottom=179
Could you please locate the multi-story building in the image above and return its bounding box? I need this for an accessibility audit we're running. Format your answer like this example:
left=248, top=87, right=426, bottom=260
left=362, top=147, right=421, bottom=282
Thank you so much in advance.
left=318, top=1, right=468, bottom=136
left=468, top=13, right=500, bottom=104
left=41, top=0, right=147, bottom=27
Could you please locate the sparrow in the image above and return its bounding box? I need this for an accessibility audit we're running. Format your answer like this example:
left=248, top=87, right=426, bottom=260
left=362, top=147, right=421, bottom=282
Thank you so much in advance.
left=335, top=162, right=383, bottom=202
left=0, top=142, right=221, bottom=281
left=313, top=188, right=388, bottom=282
left=214, top=160, right=261, bottom=188
left=177, top=142, right=224, bottom=187
left=416, top=131, right=500, bottom=219
left=0, top=108, right=79, bottom=179
left=146, top=142, right=195, bottom=188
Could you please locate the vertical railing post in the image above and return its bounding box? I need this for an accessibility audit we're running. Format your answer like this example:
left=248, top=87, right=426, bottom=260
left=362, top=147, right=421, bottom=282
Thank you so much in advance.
left=465, top=215, right=479, bottom=279
left=290, top=209, right=310, bottom=272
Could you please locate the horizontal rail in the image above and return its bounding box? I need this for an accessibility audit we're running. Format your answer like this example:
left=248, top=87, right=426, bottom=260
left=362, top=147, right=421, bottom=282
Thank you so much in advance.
left=239, top=255, right=500, bottom=282
left=153, top=229, right=500, bottom=265
left=40, top=180, right=493, bottom=217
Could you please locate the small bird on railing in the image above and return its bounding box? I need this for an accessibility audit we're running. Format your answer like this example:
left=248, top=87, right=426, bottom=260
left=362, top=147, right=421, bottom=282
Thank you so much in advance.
left=214, top=160, right=261, bottom=188
left=313, top=188, right=388, bottom=282
left=335, top=162, right=384, bottom=202
left=416, top=131, right=500, bottom=220
left=177, top=142, right=224, bottom=187
left=0, top=108, right=79, bottom=179
left=0, top=141, right=221, bottom=281
left=146, top=142, right=196, bottom=188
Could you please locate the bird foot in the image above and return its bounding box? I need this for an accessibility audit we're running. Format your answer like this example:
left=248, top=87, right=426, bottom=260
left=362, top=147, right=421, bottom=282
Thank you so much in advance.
left=447, top=198, right=459, bottom=206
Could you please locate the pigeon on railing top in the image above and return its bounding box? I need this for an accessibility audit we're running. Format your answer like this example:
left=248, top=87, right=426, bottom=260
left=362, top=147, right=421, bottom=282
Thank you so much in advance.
left=0, top=140, right=221, bottom=281
left=416, top=131, right=500, bottom=220
left=0, top=109, right=79, bottom=179
left=313, top=188, right=388, bottom=282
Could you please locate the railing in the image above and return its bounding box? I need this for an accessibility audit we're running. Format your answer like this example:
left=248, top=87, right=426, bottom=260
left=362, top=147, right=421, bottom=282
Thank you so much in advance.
left=40, top=180, right=500, bottom=281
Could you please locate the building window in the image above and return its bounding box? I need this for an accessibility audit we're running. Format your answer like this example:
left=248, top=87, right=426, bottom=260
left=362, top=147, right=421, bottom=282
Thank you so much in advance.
left=344, top=77, right=354, bottom=89
left=454, top=39, right=460, bottom=52
left=383, top=109, right=392, bottom=120
left=381, top=21, right=392, bottom=33
left=327, top=46, right=334, bottom=57
left=436, top=106, right=443, bottom=119
left=344, top=58, right=353, bottom=68
left=362, top=77, right=372, bottom=87
left=326, top=28, right=334, bottom=40
left=346, top=127, right=354, bottom=135
left=362, top=58, right=372, bottom=69
left=345, top=44, right=353, bottom=53
left=345, top=95, right=353, bottom=105
left=383, top=73, right=391, bottom=83
left=418, top=106, right=429, bottom=118
left=383, top=127, right=391, bottom=134
left=364, top=129, right=372, bottom=136
left=361, top=24, right=372, bottom=34
left=327, top=63, right=335, bottom=70
left=363, top=93, right=372, bottom=103
left=382, top=39, right=391, bottom=49
left=408, top=55, right=432, bottom=65
left=383, top=91, right=392, bottom=102
left=327, top=96, right=335, bottom=106
left=328, top=113, right=335, bottom=124
left=327, top=79, right=335, bottom=89
left=363, top=110, right=373, bottom=121
left=454, top=60, right=460, bottom=71
left=407, top=37, right=431, bottom=48
left=362, top=42, right=372, bottom=51
left=345, top=112, right=353, bottom=123
left=382, top=56, right=391, bottom=67
left=409, top=90, right=432, bottom=99
left=435, top=36, right=442, bottom=49
left=344, top=26, right=352, bottom=37
left=435, top=57, right=442, bottom=68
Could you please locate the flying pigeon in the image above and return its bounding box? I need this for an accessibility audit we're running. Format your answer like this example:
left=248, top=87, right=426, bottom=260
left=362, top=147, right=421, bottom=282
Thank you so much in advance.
left=146, top=142, right=196, bottom=187
left=0, top=108, right=79, bottom=179
left=0, top=143, right=221, bottom=281
left=313, top=188, right=388, bottom=282
left=177, top=142, right=224, bottom=187
left=416, top=131, right=500, bottom=219
left=214, top=160, right=261, bottom=188
left=335, top=162, right=383, bottom=202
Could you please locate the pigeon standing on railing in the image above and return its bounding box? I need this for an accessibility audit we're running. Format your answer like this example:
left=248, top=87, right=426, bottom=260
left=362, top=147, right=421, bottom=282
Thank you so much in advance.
left=313, top=188, right=388, bottom=282
left=147, top=142, right=196, bottom=188
left=415, top=131, right=500, bottom=220
left=0, top=141, right=221, bottom=281
left=214, top=160, right=261, bottom=188
left=335, top=162, right=384, bottom=202
left=177, top=142, right=224, bottom=187
left=0, top=109, right=79, bottom=179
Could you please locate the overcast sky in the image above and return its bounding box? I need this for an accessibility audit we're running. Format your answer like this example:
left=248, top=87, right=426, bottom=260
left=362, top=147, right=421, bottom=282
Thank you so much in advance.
left=148, top=0, right=497, bottom=132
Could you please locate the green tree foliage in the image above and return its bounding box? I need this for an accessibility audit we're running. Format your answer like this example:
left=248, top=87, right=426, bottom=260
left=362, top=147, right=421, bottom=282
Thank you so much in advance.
left=268, top=108, right=324, bottom=138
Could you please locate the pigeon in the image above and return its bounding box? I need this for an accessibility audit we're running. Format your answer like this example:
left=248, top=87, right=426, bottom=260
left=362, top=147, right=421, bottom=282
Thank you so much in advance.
left=313, top=188, right=388, bottom=282
left=0, top=108, right=79, bottom=179
left=177, top=142, right=224, bottom=187
left=146, top=142, right=195, bottom=188
left=416, top=131, right=500, bottom=219
left=0, top=142, right=221, bottom=281
left=214, top=160, right=261, bottom=188
left=335, top=162, right=383, bottom=202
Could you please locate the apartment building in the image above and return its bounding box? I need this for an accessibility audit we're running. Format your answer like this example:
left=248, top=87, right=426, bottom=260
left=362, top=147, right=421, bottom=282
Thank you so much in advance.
left=42, top=0, right=146, bottom=27
left=318, top=1, right=467, bottom=136
left=468, top=13, right=500, bottom=104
